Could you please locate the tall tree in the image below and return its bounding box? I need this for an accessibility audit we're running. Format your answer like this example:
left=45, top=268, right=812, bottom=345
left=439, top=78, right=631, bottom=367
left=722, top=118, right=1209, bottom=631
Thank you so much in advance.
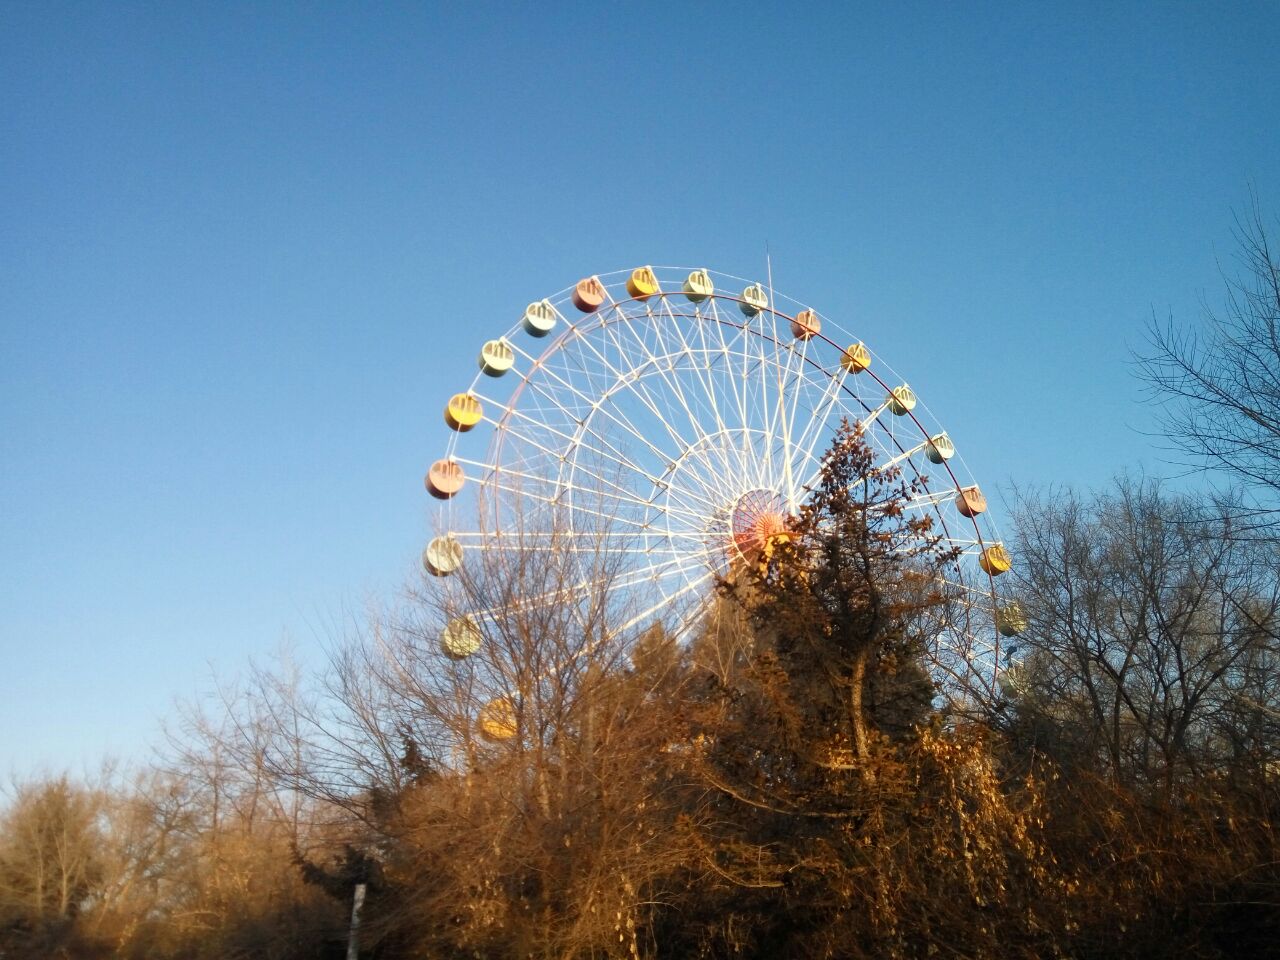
left=0, top=776, right=103, bottom=951
left=677, top=424, right=1059, bottom=959
left=713, top=419, right=959, bottom=774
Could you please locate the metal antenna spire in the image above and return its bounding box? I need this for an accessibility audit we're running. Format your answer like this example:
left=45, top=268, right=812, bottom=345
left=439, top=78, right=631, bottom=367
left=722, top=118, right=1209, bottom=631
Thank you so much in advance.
left=765, top=242, right=774, bottom=308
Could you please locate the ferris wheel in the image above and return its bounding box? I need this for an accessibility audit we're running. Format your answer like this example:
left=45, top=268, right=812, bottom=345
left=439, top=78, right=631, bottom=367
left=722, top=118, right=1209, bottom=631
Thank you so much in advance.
left=422, top=266, right=1024, bottom=704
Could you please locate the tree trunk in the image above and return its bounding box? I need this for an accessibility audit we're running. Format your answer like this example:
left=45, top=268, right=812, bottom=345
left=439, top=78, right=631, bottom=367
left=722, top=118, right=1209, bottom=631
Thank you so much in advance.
left=850, top=648, right=875, bottom=782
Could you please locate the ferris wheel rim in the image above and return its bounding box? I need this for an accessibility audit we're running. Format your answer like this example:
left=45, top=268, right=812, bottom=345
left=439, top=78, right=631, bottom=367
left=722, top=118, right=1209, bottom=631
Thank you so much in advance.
left=444, top=271, right=1003, bottom=535
left=427, top=266, right=1016, bottom=699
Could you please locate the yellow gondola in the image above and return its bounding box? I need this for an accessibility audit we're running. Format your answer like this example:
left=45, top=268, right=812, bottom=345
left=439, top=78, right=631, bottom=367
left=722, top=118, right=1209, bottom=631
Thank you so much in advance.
left=445, top=393, right=482, bottom=432
left=979, top=543, right=1013, bottom=576
left=626, top=266, right=660, bottom=300
left=479, top=697, right=518, bottom=741
left=840, top=342, right=871, bottom=374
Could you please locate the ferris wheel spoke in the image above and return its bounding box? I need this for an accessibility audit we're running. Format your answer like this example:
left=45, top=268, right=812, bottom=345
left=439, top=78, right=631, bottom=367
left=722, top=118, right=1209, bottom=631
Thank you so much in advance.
left=776, top=332, right=818, bottom=512
left=456, top=573, right=623, bottom=624
left=933, top=574, right=997, bottom=607
left=554, top=314, right=683, bottom=432
left=657, top=296, right=744, bottom=483
left=475, top=392, right=719, bottom=516
left=727, top=311, right=771, bottom=492
left=474, top=424, right=675, bottom=522
left=606, top=300, right=710, bottom=450
left=467, top=478, right=654, bottom=531
left=900, top=488, right=962, bottom=511
left=451, top=456, right=709, bottom=528
left=786, top=362, right=851, bottom=506
left=450, top=514, right=730, bottom=583
left=640, top=299, right=749, bottom=490
left=463, top=442, right=670, bottom=527
left=653, top=297, right=731, bottom=438
left=573, top=309, right=704, bottom=461
left=756, top=305, right=796, bottom=493
left=859, top=399, right=892, bottom=432
left=793, top=417, right=915, bottom=498
left=448, top=528, right=677, bottom=546
left=456, top=546, right=714, bottom=623
left=567, top=336, right=742, bottom=499
left=702, top=299, right=754, bottom=476
left=494, top=423, right=719, bottom=523
left=611, top=567, right=715, bottom=636
left=505, top=344, right=692, bottom=484
left=756, top=326, right=801, bottom=499
left=737, top=353, right=782, bottom=492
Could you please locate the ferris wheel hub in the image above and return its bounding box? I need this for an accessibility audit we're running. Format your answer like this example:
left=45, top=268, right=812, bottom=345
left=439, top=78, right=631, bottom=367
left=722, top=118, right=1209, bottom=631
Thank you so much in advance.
left=730, top=489, right=791, bottom=561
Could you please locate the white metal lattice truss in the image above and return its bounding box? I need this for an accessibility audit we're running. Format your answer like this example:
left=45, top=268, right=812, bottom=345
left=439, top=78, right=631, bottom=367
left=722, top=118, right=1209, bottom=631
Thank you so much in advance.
left=424, top=266, right=1020, bottom=704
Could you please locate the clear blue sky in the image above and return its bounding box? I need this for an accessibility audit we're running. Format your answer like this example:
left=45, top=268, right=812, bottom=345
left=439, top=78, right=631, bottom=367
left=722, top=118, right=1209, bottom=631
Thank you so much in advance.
left=2, top=2, right=1277, bottom=775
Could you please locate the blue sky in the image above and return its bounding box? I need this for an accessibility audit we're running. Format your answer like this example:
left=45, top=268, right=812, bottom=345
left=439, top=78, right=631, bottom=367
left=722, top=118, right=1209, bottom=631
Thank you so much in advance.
left=2, top=2, right=1278, bottom=774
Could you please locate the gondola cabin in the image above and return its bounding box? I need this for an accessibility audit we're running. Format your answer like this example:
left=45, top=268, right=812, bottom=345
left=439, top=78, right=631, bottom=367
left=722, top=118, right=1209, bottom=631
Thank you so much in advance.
left=791, top=309, right=821, bottom=340
left=522, top=299, right=557, bottom=337
left=979, top=543, right=1013, bottom=576
left=841, top=342, right=871, bottom=374
left=440, top=616, right=483, bottom=659
left=996, top=602, right=1028, bottom=637
left=957, top=485, right=987, bottom=517
left=683, top=269, right=714, bottom=302
left=480, top=698, right=518, bottom=741
left=572, top=276, right=606, bottom=313
left=887, top=384, right=916, bottom=416
left=479, top=338, right=514, bottom=377
left=925, top=433, right=955, bottom=463
left=626, top=266, right=660, bottom=300
left=422, top=536, right=464, bottom=577
left=425, top=459, right=465, bottom=499
left=445, top=393, right=483, bottom=432
left=740, top=283, right=769, bottom=317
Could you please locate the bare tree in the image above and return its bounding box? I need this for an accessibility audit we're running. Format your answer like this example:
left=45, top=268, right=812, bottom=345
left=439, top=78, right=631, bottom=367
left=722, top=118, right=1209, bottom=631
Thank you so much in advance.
left=1005, top=477, right=1280, bottom=793
left=203, top=484, right=714, bottom=958
left=0, top=776, right=103, bottom=928
left=1139, top=195, right=1280, bottom=527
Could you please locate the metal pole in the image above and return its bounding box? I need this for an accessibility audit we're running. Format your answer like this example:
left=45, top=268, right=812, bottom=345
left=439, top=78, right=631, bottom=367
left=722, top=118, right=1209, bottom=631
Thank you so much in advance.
left=346, top=882, right=367, bottom=960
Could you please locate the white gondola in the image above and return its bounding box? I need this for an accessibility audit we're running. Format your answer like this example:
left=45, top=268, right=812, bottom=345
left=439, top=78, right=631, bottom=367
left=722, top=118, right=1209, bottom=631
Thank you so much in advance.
left=440, top=615, right=483, bottom=659
left=683, top=268, right=714, bottom=302
left=479, top=338, right=515, bottom=377
left=925, top=433, right=955, bottom=463
left=887, top=384, right=916, bottom=415
left=422, top=535, right=463, bottom=577
left=522, top=299, right=557, bottom=337
left=740, top=283, right=768, bottom=317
